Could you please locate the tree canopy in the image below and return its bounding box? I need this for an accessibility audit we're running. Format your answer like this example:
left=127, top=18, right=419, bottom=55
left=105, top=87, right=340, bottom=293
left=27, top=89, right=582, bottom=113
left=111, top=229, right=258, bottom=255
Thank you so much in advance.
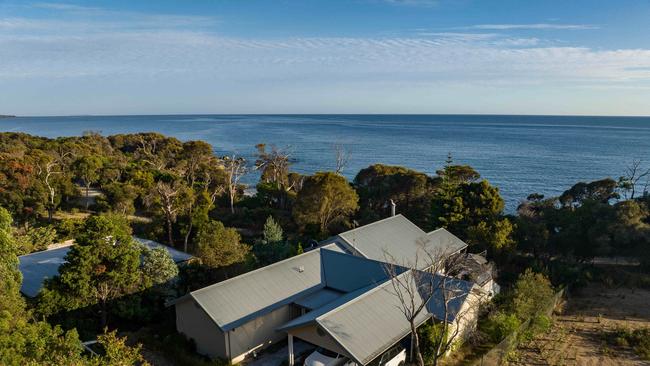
left=293, top=172, right=359, bottom=235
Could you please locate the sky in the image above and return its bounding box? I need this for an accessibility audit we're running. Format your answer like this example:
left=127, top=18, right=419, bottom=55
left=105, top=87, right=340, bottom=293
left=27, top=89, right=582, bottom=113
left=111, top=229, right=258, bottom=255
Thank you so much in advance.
left=1, top=0, right=650, bottom=116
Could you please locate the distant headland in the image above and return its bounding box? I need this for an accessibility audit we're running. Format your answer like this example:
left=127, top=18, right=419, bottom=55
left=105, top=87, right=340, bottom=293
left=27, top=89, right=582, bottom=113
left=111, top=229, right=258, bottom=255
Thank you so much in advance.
left=0, top=115, right=16, bottom=118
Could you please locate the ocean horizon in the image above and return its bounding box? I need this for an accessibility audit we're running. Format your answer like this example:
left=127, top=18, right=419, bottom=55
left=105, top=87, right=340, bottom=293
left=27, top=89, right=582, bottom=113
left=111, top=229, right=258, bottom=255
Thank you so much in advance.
left=3, top=114, right=650, bottom=212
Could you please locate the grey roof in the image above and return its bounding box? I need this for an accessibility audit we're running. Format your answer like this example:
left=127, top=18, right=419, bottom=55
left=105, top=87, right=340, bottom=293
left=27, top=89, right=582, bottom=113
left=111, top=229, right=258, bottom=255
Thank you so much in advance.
left=134, top=237, right=194, bottom=263
left=187, top=246, right=333, bottom=331
left=18, top=246, right=70, bottom=297
left=18, top=237, right=192, bottom=297
left=424, top=228, right=468, bottom=257
left=279, top=270, right=475, bottom=365
left=336, top=215, right=467, bottom=269
left=321, top=249, right=390, bottom=292
left=294, top=288, right=344, bottom=310
left=184, top=244, right=391, bottom=332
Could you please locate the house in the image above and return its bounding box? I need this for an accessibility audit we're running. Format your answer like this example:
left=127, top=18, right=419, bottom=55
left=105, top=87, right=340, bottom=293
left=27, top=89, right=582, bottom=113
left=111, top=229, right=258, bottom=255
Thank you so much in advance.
left=321, top=214, right=468, bottom=269
left=173, top=215, right=488, bottom=365
left=18, top=236, right=192, bottom=297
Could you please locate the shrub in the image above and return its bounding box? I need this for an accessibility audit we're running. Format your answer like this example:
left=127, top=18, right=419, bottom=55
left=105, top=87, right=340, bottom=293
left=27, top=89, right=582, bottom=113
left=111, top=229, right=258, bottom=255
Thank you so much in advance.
left=483, top=312, right=520, bottom=343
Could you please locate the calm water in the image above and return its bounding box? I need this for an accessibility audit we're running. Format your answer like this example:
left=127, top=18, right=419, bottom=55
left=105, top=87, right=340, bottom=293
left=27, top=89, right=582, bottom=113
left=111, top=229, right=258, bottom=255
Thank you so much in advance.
left=3, top=114, right=650, bottom=212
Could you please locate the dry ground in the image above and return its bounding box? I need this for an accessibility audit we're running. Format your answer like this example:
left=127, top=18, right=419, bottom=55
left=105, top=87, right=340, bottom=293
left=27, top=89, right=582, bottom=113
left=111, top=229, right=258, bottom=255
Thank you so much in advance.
left=510, top=284, right=650, bottom=366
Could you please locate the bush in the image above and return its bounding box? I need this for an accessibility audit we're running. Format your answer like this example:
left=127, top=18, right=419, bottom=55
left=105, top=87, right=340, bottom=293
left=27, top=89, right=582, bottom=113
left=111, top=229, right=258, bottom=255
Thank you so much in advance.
left=482, top=312, right=520, bottom=343
left=512, top=269, right=554, bottom=321
left=55, top=218, right=83, bottom=240
left=602, top=327, right=650, bottom=360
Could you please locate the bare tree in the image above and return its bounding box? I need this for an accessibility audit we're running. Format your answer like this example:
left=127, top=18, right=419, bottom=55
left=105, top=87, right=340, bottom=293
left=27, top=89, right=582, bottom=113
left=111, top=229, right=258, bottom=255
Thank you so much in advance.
left=37, top=152, right=72, bottom=221
left=146, top=180, right=187, bottom=246
left=333, top=143, right=351, bottom=175
left=618, top=159, right=650, bottom=199
left=383, top=242, right=483, bottom=366
left=221, top=154, right=249, bottom=214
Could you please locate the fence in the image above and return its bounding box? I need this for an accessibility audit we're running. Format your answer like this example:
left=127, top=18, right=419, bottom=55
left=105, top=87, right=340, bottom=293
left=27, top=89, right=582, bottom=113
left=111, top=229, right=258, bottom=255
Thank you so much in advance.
left=470, top=288, right=565, bottom=366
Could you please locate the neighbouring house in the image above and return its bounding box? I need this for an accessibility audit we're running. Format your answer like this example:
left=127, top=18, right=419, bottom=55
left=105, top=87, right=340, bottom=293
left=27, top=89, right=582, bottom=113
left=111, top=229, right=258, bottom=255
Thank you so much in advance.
left=17, top=236, right=193, bottom=297
left=173, top=215, right=492, bottom=365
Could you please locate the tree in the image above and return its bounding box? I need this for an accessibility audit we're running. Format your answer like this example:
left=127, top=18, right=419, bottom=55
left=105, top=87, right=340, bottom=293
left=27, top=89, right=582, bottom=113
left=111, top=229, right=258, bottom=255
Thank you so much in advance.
left=382, top=246, right=481, bottom=366
left=255, top=144, right=296, bottom=209
left=38, top=214, right=143, bottom=328
left=618, top=159, right=650, bottom=200
left=293, top=172, right=359, bottom=235
left=354, top=164, right=437, bottom=226
left=432, top=175, right=514, bottom=253
left=262, top=215, right=283, bottom=243
left=559, top=178, right=619, bottom=208
left=146, top=179, right=189, bottom=246
left=221, top=155, right=248, bottom=214
left=254, top=216, right=289, bottom=265
left=73, top=155, right=104, bottom=209
left=0, top=207, right=147, bottom=366
left=0, top=206, right=25, bottom=317
left=333, top=143, right=351, bottom=175
left=87, top=329, right=150, bottom=366
left=511, top=269, right=554, bottom=321
left=195, top=220, right=250, bottom=269
left=37, top=152, right=71, bottom=221
left=142, top=246, right=179, bottom=287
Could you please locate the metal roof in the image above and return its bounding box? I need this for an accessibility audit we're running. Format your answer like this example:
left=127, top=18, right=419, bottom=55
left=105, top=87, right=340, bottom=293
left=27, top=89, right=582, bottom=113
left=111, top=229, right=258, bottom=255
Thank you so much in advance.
left=134, top=237, right=194, bottom=263
left=18, top=246, right=70, bottom=297
left=18, top=237, right=192, bottom=297
left=321, top=249, right=391, bottom=292
left=294, top=288, right=344, bottom=310
left=336, top=215, right=467, bottom=269
left=188, top=245, right=338, bottom=331
left=279, top=270, right=475, bottom=365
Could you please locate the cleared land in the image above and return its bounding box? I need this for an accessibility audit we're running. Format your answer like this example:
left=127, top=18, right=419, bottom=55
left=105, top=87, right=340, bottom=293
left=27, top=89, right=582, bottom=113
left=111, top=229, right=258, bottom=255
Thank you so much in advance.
left=510, top=284, right=650, bottom=366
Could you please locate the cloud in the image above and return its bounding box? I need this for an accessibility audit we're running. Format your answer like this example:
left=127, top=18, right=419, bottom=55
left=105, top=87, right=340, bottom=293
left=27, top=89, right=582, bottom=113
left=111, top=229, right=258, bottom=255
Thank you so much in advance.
left=467, top=23, right=599, bottom=30
left=1, top=3, right=650, bottom=115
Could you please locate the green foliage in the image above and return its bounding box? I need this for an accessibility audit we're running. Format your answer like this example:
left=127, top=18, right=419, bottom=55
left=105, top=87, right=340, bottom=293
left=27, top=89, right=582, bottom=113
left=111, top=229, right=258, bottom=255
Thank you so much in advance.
left=38, top=214, right=143, bottom=327
left=262, top=215, right=283, bottom=243
left=418, top=321, right=449, bottom=363
left=559, top=178, right=619, bottom=207
left=293, top=172, right=359, bottom=235
left=0, top=207, right=147, bottom=366
left=254, top=216, right=290, bottom=265
left=0, top=207, right=26, bottom=317
left=511, top=269, right=554, bottom=321
left=482, top=311, right=521, bottom=343
left=432, top=171, right=514, bottom=253
left=354, top=164, right=438, bottom=227
left=142, top=246, right=179, bottom=287
left=87, top=329, right=150, bottom=366
left=55, top=218, right=84, bottom=241
left=15, top=225, right=58, bottom=254
left=195, top=220, right=250, bottom=268
left=601, top=327, right=650, bottom=360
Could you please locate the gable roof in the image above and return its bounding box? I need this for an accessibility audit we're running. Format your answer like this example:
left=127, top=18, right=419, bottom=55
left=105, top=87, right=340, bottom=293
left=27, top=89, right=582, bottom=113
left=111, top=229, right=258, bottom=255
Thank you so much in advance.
left=188, top=245, right=337, bottom=331
left=184, top=245, right=394, bottom=332
left=279, top=270, right=475, bottom=365
left=335, top=215, right=467, bottom=269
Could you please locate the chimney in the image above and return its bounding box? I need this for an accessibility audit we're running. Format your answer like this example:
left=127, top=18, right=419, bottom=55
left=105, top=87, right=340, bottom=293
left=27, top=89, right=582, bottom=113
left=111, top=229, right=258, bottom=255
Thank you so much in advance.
left=390, top=199, right=396, bottom=217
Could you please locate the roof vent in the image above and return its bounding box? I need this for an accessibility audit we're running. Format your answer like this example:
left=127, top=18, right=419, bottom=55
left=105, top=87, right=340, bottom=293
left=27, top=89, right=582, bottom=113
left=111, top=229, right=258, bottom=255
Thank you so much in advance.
left=296, top=266, right=305, bottom=273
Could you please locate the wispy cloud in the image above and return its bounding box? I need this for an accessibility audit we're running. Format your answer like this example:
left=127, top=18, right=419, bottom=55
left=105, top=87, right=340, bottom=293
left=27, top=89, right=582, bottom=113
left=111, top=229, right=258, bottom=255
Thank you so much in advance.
left=2, top=3, right=649, bottom=115
left=467, top=23, right=599, bottom=30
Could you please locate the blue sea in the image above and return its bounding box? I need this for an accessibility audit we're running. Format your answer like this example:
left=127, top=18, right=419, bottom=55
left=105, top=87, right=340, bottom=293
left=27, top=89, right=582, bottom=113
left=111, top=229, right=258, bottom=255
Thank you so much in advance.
left=3, top=114, right=650, bottom=212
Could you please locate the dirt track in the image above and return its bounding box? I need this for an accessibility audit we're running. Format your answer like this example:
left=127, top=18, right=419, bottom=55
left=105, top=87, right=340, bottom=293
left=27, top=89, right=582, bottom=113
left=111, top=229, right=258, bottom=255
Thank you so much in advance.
left=511, top=285, right=650, bottom=366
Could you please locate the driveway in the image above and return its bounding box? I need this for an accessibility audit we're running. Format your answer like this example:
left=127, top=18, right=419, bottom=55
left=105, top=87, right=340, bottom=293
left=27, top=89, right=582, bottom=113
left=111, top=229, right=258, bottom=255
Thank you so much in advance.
left=245, top=339, right=314, bottom=366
